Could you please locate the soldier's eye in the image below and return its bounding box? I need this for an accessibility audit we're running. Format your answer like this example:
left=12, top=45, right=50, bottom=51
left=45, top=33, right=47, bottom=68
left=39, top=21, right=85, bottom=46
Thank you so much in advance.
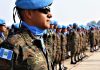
left=35, top=6, right=50, bottom=14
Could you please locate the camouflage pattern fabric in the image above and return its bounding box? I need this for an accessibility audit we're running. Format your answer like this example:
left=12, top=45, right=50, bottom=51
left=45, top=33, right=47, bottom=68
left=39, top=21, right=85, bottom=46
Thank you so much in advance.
left=61, top=33, right=67, bottom=61
left=1, top=26, right=51, bottom=70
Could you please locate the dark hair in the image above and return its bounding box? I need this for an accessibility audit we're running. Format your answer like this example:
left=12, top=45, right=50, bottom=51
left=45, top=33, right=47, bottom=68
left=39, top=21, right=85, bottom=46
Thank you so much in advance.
left=13, top=7, right=25, bottom=22
left=16, top=7, right=25, bottom=20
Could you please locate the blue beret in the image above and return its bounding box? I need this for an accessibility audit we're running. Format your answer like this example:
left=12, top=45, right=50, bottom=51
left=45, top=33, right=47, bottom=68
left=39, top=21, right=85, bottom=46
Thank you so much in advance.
left=15, top=0, right=53, bottom=10
left=53, top=20, right=58, bottom=25
left=73, top=23, right=77, bottom=26
left=0, top=19, right=5, bottom=25
left=77, top=27, right=81, bottom=30
left=57, top=25, right=62, bottom=29
left=14, top=23, right=20, bottom=28
left=50, top=20, right=58, bottom=25
left=50, top=20, right=54, bottom=25
left=69, top=24, right=72, bottom=26
left=12, top=23, right=20, bottom=28
left=62, top=25, right=67, bottom=29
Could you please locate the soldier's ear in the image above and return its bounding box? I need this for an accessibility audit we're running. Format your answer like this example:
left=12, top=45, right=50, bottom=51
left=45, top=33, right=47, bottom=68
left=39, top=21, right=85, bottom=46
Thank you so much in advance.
left=24, top=10, right=32, bottom=20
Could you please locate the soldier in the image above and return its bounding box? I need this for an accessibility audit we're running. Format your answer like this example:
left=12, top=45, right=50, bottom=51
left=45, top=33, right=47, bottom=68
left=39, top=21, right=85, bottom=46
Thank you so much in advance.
left=66, top=26, right=71, bottom=58
left=60, top=25, right=67, bottom=70
left=43, top=20, right=55, bottom=70
left=9, top=23, right=20, bottom=35
left=0, top=19, right=7, bottom=44
left=77, top=27, right=83, bottom=61
left=95, top=27, right=99, bottom=50
left=55, top=25, right=62, bottom=70
left=0, top=19, right=9, bottom=70
left=1, top=0, right=53, bottom=70
left=89, top=27, right=95, bottom=52
left=69, top=23, right=79, bottom=64
left=51, top=20, right=58, bottom=70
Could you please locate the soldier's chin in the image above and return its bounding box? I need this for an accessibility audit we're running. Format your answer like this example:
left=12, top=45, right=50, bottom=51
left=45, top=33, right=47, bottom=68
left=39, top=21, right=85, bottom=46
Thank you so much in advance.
left=42, top=26, right=50, bottom=29
left=43, top=23, right=50, bottom=29
left=46, top=24, right=50, bottom=29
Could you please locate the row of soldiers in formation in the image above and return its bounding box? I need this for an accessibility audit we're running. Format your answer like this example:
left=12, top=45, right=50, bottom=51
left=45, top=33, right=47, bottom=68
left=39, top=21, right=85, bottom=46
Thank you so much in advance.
left=1, top=18, right=100, bottom=70
left=42, top=21, right=100, bottom=70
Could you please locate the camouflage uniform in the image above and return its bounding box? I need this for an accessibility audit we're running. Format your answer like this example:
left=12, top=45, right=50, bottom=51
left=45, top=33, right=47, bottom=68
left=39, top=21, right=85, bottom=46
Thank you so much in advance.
left=77, top=30, right=83, bottom=60
left=50, top=29, right=58, bottom=70
left=52, top=30, right=57, bottom=63
left=61, top=33, right=67, bottom=61
left=56, top=32, right=61, bottom=64
left=43, top=29, right=53, bottom=62
left=89, top=28, right=96, bottom=52
left=82, top=31, right=87, bottom=55
left=43, top=29, right=54, bottom=70
left=0, top=20, right=9, bottom=70
left=1, top=26, right=52, bottom=70
left=95, top=29, right=99, bottom=49
left=0, top=32, right=7, bottom=44
left=99, top=29, right=100, bottom=46
left=69, top=28, right=79, bottom=64
left=0, top=32, right=10, bottom=70
left=65, top=32, right=69, bottom=58
left=0, top=33, right=4, bottom=44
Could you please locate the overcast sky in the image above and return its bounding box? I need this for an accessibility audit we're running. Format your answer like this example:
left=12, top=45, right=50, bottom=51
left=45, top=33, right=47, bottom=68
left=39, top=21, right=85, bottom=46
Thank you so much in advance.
left=0, top=0, right=100, bottom=26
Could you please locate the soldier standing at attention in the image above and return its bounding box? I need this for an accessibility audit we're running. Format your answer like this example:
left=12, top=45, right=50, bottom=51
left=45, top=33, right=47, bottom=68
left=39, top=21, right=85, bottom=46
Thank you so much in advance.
left=69, top=23, right=79, bottom=64
left=51, top=20, right=58, bottom=70
left=0, top=19, right=7, bottom=44
left=56, top=25, right=62, bottom=70
left=1, top=0, right=53, bottom=70
left=43, top=20, right=55, bottom=70
left=60, top=25, right=67, bottom=70
left=89, top=27, right=96, bottom=52
left=0, top=19, right=8, bottom=70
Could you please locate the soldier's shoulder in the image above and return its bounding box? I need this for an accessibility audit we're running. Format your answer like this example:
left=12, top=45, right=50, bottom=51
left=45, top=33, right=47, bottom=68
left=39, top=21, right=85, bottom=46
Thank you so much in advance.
left=0, top=37, right=3, bottom=44
left=7, top=33, right=25, bottom=46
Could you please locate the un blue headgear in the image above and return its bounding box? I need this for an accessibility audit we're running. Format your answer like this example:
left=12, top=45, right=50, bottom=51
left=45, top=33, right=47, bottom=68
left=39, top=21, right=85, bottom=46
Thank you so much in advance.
left=50, top=20, right=58, bottom=25
left=50, top=20, right=54, bottom=25
left=69, top=24, right=72, bottom=26
left=73, top=23, right=77, bottom=26
left=15, top=0, right=53, bottom=9
left=53, top=20, right=58, bottom=25
left=57, top=25, right=62, bottom=29
left=62, top=25, right=67, bottom=29
left=0, top=19, right=5, bottom=26
left=13, top=23, right=20, bottom=29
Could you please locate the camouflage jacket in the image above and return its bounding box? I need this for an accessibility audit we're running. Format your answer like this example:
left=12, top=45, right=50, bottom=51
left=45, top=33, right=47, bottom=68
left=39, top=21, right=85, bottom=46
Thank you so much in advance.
left=1, top=26, right=51, bottom=70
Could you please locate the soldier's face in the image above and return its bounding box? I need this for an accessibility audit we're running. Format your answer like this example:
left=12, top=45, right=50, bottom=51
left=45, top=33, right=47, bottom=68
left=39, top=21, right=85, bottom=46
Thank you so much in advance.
left=0, top=26, right=7, bottom=32
left=54, top=25, right=57, bottom=29
left=25, top=8, right=52, bottom=29
left=50, top=24, right=54, bottom=29
left=57, top=28, right=62, bottom=32
left=62, top=29, right=67, bottom=32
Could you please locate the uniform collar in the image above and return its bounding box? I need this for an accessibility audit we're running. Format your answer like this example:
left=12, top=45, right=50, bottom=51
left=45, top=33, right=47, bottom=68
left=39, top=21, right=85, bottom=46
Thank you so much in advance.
left=0, top=32, right=3, bottom=36
left=21, top=21, right=45, bottom=36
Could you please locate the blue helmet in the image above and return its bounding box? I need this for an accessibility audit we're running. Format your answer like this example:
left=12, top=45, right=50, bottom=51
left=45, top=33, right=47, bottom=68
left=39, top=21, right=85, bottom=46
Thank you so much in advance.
left=50, top=20, right=54, bottom=25
left=0, top=19, right=5, bottom=26
left=69, top=24, right=72, bottom=27
left=62, top=25, right=67, bottom=29
left=73, top=23, right=77, bottom=26
left=50, top=20, right=58, bottom=25
left=15, top=0, right=53, bottom=10
left=57, top=25, right=62, bottom=29
left=53, top=20, right=58, bottom=25
left=12, top=23, right=20, bottom=29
